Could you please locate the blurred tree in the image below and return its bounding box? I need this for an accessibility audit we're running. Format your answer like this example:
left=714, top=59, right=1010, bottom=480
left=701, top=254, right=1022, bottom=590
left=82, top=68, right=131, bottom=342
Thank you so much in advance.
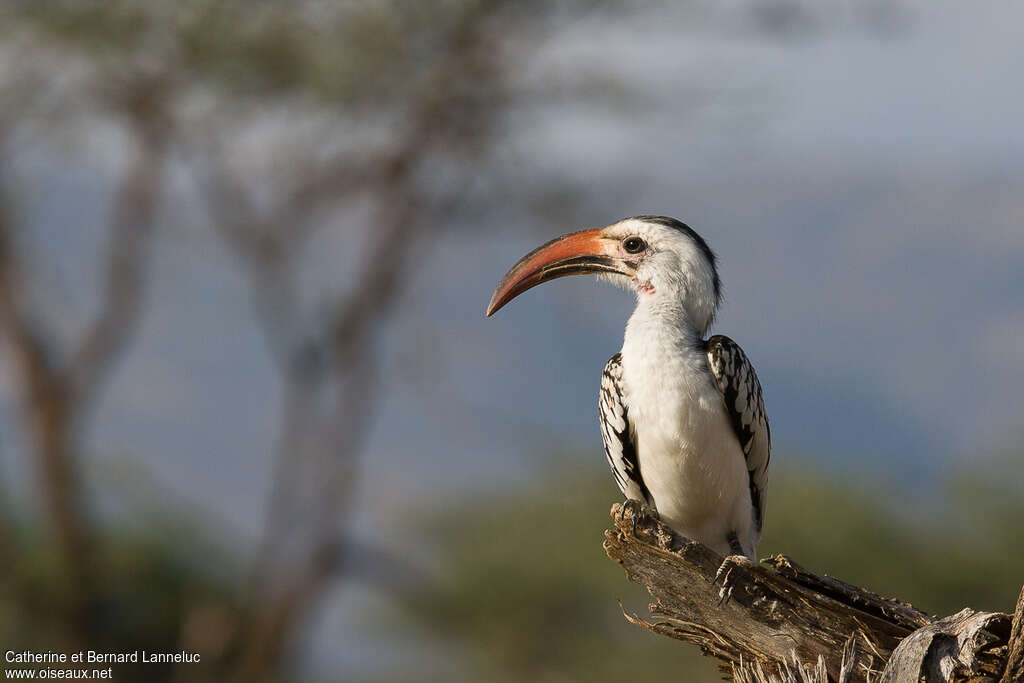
left=0, top=29, right=167, bottom=649
left=0, top=1, right=621, bottom=681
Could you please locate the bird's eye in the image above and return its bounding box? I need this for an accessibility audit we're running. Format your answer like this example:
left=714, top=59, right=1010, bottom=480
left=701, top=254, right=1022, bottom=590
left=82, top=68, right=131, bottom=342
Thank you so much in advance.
left=622, top=237, right=646, bottom=254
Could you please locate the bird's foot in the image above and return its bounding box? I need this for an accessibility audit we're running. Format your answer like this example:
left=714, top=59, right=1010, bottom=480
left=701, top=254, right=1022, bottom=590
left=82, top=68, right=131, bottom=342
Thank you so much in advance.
left=621, top=498, right=646, bottom=536
left=712, top=554, right=748, bottom=607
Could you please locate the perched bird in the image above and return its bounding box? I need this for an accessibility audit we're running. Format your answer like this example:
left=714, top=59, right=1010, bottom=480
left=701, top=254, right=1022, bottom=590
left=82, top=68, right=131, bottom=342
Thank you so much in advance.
left=486, top=216, right=770, bottom=560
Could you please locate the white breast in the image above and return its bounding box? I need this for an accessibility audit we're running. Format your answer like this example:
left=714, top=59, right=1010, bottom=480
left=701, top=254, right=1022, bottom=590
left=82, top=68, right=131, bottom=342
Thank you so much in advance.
left=619, top=307, right=755, bottom=557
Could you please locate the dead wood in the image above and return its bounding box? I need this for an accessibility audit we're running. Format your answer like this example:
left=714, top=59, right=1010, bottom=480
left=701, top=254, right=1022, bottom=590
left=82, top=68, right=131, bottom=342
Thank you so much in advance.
left=1001, top=587, right=1024, bottom=683
left=603, top=501, right=1021, bottom=683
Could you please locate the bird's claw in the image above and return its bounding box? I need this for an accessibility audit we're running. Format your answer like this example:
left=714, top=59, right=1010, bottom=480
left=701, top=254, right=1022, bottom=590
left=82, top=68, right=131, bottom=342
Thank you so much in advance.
left=716, top=583, right=734, bottom=607
left=712, top=555, right=744, bottom=607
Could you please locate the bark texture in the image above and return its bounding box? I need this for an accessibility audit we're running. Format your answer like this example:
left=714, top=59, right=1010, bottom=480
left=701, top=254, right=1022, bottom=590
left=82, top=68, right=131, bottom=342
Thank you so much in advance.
left=1001, top=587, right=1024, bottom=683
left=603, top=501, right=1021, bottom=683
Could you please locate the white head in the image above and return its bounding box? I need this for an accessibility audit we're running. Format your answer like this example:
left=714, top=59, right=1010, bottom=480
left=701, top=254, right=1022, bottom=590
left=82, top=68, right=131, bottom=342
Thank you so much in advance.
left=486, top=215, right=721, bottom=335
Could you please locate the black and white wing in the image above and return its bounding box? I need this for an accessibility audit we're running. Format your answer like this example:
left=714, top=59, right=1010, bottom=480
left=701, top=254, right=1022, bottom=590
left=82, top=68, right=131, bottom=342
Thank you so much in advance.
left=598, top=353, right=652, bottom=505
left=706, top=335, right=771, bottom=532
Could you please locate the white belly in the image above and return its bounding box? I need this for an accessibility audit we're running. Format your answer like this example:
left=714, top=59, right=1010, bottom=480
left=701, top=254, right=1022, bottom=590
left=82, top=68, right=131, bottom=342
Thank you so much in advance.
left=620, top=321, right=756, bottom=557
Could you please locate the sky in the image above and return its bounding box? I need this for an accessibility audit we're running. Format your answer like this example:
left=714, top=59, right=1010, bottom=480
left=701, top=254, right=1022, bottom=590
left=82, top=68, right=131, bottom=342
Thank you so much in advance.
left=2, top=1, right=1023, bottom=677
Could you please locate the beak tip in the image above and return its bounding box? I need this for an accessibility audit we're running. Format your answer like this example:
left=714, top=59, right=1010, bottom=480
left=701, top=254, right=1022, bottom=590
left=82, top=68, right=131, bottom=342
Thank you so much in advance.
left=485, top=288, right=506, bottom=317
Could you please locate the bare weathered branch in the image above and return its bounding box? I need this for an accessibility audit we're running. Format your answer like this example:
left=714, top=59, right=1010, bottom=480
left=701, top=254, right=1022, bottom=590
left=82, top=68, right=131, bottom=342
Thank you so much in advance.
left=1002, top=586, right=1024, bottom=683
left=765, top=554, right=930, bottom=633
left=604, top=501, right=1018, bottom=683
left=880, top=608, right=1010, bottom=683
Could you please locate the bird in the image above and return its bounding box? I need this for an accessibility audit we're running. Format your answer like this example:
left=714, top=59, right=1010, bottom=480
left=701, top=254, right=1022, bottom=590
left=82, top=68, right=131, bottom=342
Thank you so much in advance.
left=485, top=216, right=770, bottom=560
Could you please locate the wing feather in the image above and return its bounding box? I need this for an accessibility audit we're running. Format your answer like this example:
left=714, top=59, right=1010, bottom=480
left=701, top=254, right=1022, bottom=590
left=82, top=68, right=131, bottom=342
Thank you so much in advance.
left=705, top=335, right=771, bottom=532
left=599, top=353, right=651, bottom=505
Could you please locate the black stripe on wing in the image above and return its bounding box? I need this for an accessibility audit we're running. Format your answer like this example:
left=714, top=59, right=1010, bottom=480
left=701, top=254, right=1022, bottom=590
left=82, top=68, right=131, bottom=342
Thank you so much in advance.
left=705, top=335, right=771, bottom=533
left=599, top=353, right=651, bottom=505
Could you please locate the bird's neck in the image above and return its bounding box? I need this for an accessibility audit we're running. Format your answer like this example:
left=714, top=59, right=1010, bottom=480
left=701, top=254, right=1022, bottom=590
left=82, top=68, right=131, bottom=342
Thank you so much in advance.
left=624, top=296, right=706, bottom=355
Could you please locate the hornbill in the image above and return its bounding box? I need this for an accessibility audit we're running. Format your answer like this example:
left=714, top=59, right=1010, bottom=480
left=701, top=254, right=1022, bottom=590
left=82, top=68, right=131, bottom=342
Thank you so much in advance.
left=486, top=216, right=770, bottom=560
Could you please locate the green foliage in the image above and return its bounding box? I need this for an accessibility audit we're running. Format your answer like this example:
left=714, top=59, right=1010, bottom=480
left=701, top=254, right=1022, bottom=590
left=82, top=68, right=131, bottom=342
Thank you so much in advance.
left=0, top=0, right=555, bottom=106
left=2, top=0, right=419, bottom=102
left=762, top=455, right=1024, bottom=616
left=0, top=516, right=244, bottom=683
left=3, top=453, right=1021, bottom=682
left=390, top=464, right=724, bottom=683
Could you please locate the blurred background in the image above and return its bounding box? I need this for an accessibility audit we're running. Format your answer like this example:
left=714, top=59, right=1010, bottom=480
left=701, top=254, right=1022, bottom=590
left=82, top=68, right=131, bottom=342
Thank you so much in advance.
left=0, top=1, right=1022, bottom=681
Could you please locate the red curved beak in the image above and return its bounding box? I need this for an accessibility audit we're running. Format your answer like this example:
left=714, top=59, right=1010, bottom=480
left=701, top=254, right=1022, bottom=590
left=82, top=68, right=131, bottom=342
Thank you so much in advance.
left=485, top=228, right=631, bottom=317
